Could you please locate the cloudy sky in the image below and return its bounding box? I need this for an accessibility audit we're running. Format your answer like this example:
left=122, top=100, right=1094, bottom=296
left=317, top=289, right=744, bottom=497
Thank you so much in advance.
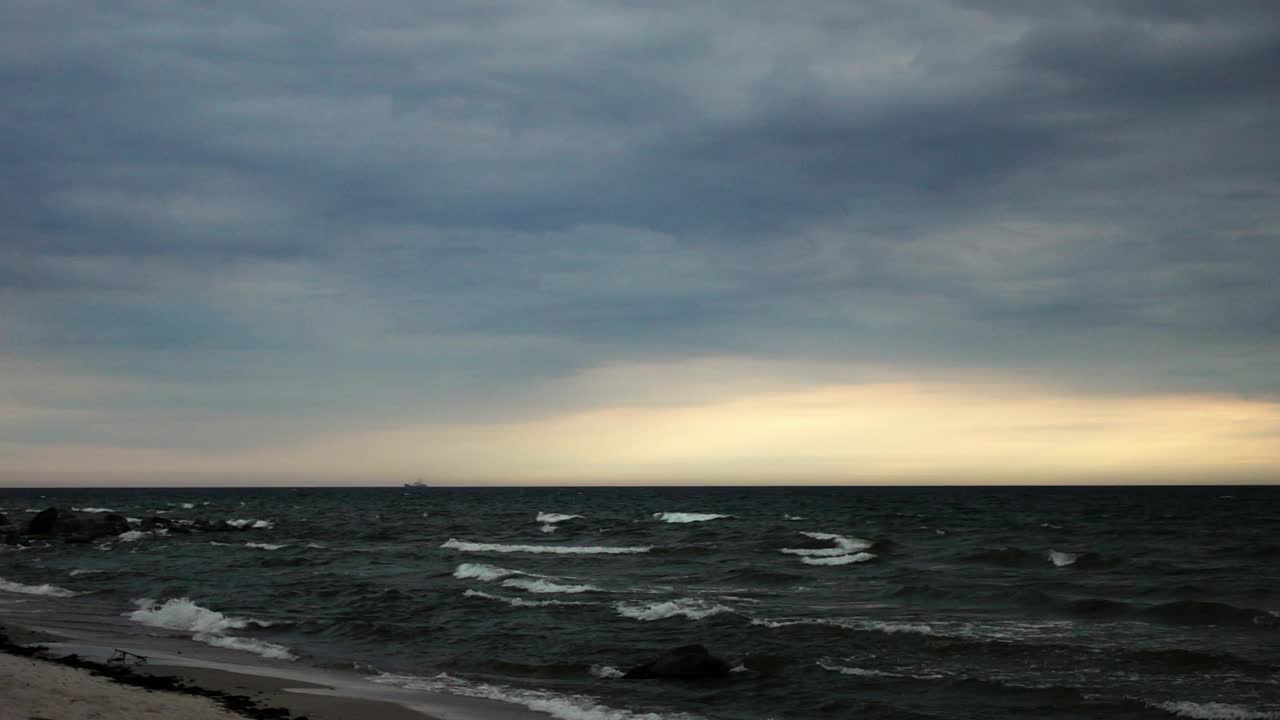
left=3, top=1, right=1278, bottom=486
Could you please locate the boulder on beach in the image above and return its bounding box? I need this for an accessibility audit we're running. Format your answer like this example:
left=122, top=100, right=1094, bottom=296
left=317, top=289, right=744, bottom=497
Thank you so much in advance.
left=623, top=644, right=732, bottom=679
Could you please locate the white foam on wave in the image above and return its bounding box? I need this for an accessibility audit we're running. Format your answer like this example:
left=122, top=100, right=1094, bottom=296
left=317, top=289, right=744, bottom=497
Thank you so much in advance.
left=614, top=598, right=734, bottom=622
left=227, top=519, right=273, bottom=529
left=1048, top=550, right=1079, bottom=567
left=784, top=514, right=806, bottom=521
left=780, top=532, right=873, bottom=558
left=244, top=542, right=286, bottom=550
left=442, top=539, right=651, bottom=555
left=652, top=513, right=732, bottom=523
left=72, top=507, right=115, bottom=513
left=127, top=597, right=292, bottom=660
left=802, top=552, right=877, bottom=566
left=591, top=665, right=625, bottom=679
left=180, top=503, right=195, bottom=509
left=453, top=563, right=524, bottom=581
left=817, top=660, right=900, bottom=678
left=69, top=569, right=104, bottom=576
left=1152, top=701, right=1278, bottom=719
left=118, top=530, right=150, bottom=542
left=128, top=597, right=265, bottom=634
left=502, top=577, right=600, bottom=594
left=197, top=633, right=296, bottom=660
left=373, top=672, right=702, bottom=720
left=537, top=513, right=584, bottom=524
left=0, top=576, right=79, bottom=597
left=463, top=589, right=593, bottom=608
left=541, top=524, right=558, bottom=533
left=751, top=616, right=935, bottom=636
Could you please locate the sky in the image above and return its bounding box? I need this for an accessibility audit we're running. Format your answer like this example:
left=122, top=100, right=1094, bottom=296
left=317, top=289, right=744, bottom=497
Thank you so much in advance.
left=2, top=1, right=1279, bottom=486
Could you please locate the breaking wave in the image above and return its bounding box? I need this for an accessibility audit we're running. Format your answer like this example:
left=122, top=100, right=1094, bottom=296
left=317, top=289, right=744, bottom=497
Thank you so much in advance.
left=502, top=577, right=601, bottom=594
left=0, top=576, right=79, bottom=597
left=537, top=513, right=584, bottom=524
left=126, top=597, right=293, bottom=660
left=614, top=598, right=735, bottom=621
left=442, top=539, right=651, bottom=555
left=463, top=589, right=593, bottom=608
left=652, top=513, right=733, bottom=523
left=802, top=552, right=876, bottom=566
left=373, top=672, right=702, bottom=720
left=1151, top=701, right=1278, bottom=719
left=454, top=563, right=524, bottom=581
left=227, top=519, right=273, bottom=529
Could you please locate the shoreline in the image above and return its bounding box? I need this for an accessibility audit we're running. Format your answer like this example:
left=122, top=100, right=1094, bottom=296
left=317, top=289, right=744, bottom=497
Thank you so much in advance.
left=0, top=621, right=532, bottom=720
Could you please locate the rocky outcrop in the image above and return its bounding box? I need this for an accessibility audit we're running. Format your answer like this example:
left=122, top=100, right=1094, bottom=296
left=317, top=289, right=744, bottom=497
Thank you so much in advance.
left=623, top=644, right=732, bottom=679
left=25, top=508, right=130, bottom=541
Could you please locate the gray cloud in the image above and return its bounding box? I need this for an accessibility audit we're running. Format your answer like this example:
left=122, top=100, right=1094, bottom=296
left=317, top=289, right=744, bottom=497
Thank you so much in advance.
left=2, top=0, right=1279, bottom=453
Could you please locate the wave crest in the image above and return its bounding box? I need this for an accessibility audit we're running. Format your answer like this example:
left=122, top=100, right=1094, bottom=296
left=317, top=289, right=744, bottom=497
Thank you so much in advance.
left=0, top=576, right=79, bottom=598
left=652, top=513, right=733, bottom=523
left=442, top=539, right=651, bottom=555
left=615, top=598, right=734, bottom=621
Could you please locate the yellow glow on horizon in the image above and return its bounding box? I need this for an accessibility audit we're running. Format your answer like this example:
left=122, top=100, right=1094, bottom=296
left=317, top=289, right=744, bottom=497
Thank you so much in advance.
left=4, top=360, right=1279, bottom=485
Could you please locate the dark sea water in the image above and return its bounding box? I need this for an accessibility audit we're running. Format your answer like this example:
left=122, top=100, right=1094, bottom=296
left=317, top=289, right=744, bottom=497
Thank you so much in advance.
left=2, top=485, right=1278, bottom=719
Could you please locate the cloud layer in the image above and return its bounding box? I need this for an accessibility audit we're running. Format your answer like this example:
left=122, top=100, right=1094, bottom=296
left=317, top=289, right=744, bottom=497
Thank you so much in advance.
left=2, top=1, right=1278, bottom=483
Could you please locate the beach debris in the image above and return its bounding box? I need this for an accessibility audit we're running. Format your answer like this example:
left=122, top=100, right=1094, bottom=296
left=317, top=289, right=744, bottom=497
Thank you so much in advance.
left=623, top=644, right=732, bottom=679
left=108, top=648, right=148, bottom=666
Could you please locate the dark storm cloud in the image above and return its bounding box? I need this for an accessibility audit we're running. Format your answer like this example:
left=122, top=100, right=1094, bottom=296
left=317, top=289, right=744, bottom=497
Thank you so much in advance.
left=2, top=0, right=1279, bottom=441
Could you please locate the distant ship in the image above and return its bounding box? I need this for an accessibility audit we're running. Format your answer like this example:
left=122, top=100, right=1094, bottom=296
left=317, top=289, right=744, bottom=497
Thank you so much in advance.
left=403, top=479, right=430, bottom=489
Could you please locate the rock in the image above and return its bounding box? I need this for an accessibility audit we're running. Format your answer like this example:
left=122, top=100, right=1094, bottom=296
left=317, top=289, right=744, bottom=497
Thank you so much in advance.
left=623, top=644, right=732, bottom=679
left=25, top=508, right=81, bottom=535
left=24, top=508, right=128, bottom=540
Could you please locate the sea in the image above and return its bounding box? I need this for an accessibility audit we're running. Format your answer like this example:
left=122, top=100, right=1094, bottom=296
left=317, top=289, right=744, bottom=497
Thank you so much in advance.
left=1, top=485, right=1277, bottom=720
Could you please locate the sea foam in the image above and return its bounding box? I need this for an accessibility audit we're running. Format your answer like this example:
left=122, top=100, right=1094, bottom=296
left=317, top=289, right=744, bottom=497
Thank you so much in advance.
left=0, top=576, right=79, bottom=597
left=652, top=513, right=732, bottom=523
left=227, top=519, right=273, bottom=529
left=773, top=527, right=875, bottom=561
left=463, top=589, right=592, bottom=608
left=802, top=552, right=877, bottom=566
left=1048, top=550, right=1079, bottom=567
left=537, top=513, right=584, bottom=524
left=127, top=597, right=293, bottom=660
left=442, top=539, right=651, bottom=555
left=373, top=671, right=702, bottom=720
left=502, top=577, right=601, bottom=594
left=1152, top=701, right=1278, bottom=719
left=615, top=598, right=734, bottom=621
left=454, top=563, right=524, bottom=581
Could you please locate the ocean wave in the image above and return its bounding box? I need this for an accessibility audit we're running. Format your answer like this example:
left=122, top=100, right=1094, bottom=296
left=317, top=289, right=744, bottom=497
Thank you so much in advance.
left=1152, top=701, right=1278, bottom=719
left=244, top=542, right=287, bottom=550
left=502, top=578, right=601, bottom=594
left=802, top=552, right=877, bottom=566
left=180, top=503, right=195, bottom=509
left=1048, top=550, right=1079, bottom=567
left=71, top=507, right=115, bottom=513
left=537, top=513, right=584, bottom=524
left=373, top=672, right=703, bottom=720
left=614, top=598, right=735, bottom=621
left=652, top=513, right=733, bottom=523
left=454, top=563, right=524, bottom=581
left=780, top=532, right=873, bottom=558
left=118, top=530, right=151, bottom=542
left=442, top=539, right=652, bottom=555
left=590, top=664, right=625, bottom=679
left=752, top=616, right=935, bottom=636
left=227, top=519, right=273, bottom=529
left=127, top=597, right=290, bottom=660
left=128, top=597, right=269, bottom=634
left=1141, top=600, right=1279, bottom=628
left=0, top=576, right=79, bottom=597
left=196, top=632, right=296, bottom=660
left=817, top=660, right=903, bottom=678
left=463, top=589, right=593, bottom=608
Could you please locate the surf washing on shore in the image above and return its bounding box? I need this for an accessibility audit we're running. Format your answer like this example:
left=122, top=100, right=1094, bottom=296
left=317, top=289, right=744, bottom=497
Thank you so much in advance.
left=2, top=486, right=1277, bottom=720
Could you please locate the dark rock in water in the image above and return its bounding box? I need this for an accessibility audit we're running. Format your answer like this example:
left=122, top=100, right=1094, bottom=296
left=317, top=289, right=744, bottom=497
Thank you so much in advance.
left=25, top=507, right=81, bottom=535
left=141, top=516, right=177, bottom=531
left=623, top=644, right=732, bottom=679
left=24, top=508, right=128, bottom=540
